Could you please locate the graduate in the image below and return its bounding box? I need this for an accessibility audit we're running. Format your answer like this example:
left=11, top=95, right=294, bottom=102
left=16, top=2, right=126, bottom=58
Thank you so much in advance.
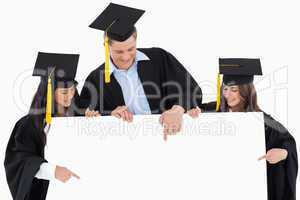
left=188, top=58, right=298, bottom=200
left=4, top=52, right=81, bottom=200
left=79, top=3, right=202, bottom=139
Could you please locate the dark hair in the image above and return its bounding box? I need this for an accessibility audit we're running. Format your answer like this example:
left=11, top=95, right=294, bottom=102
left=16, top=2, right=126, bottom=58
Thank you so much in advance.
left=220, top=82, right=261, bottom=112
left=106, top=27, right=137, bottom=45
left=28, top=81, right=48, bottom=145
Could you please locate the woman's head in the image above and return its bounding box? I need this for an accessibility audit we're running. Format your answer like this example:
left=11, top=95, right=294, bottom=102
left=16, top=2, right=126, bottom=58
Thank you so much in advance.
left=29, top=80, right=77, bottom=116
left=220, top=83, right=261, bottom=112
left=54, top=81, right=76, bottom=108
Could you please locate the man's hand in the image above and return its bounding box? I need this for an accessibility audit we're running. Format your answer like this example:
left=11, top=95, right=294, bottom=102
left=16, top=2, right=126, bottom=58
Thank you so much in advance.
left=111, top=106, right=133, bottom=122
left=85, top=108, right=101, bottom=117
left=159, top=105, right=185, bottom=141
left=258, top=148, right=288, bottom=164
left=187, top=106, right=201, bottom=118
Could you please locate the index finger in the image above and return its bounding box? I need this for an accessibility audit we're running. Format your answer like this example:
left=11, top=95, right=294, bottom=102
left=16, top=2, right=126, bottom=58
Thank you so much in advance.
left=258, top=155, right=266, bottom=161
left=71, top=171, right=80, bottom=179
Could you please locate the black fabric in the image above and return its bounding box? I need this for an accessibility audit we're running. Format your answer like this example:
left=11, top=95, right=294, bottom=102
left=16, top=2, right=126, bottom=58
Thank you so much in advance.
left=4, top=115, right=49, bottom=200
left=89, top=3, right=145, bottom=42
left=219, top=58, right=262, bottom=85
left=33, top=52, right=79, bottom=82
left=78, top=47, right=202, bottom=115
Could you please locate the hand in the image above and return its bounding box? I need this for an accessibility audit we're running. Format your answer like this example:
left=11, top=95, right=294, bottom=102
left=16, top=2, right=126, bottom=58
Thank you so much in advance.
left=187, top=106, right=201, bottom=118
left=85, top=108, right=101, bottom=117
left=55, top=165, right=80, bottom=183
left=111, top=106, right=133, bottom=122
left=159, top=105, right=185, bottom=141
left=258, top=148, right=288, bottom=164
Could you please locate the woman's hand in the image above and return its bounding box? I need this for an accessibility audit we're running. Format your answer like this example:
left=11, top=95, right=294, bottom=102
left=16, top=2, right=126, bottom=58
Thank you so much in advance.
left=111, top=106, right=133, bottom=122
left=85, top=108, right=101, bottom=117
left=258, top=148, right=288, bottom=164
left=55, top=165, right=80, bottom=183
left=187, top=106, right=201, bottom=118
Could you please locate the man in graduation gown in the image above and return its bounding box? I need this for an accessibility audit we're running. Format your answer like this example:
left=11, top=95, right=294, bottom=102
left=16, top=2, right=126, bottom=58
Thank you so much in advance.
left=79, top=3, right=202, bottom=138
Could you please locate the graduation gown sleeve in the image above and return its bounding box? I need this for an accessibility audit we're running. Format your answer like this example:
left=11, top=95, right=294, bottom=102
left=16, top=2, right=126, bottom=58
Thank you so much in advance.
left=4, top=115, right=49, bottom=200
left=153, top=48, right=202, bottom=111
left=264, top=114, right=298, bottom=200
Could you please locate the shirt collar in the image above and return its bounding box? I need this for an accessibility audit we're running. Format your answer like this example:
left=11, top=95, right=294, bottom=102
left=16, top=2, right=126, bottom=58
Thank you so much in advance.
left=109, top=50, right=150, bottom=75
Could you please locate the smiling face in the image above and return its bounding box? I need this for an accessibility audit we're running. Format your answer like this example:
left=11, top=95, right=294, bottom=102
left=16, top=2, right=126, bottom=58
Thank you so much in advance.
left=222, top=85, right=243, bottom=110
left=54, top=85, right=75, bottom=108
left=109, top=34, right=137, bottom=70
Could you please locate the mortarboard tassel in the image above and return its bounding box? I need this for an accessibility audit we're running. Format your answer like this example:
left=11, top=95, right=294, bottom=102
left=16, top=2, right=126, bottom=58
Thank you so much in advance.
left=45, top=68, right=55, bottom=125
left=216, top=73, right=221, bottom=111
left=45, top=76, right=52, bottom=124
left=104, top=34, right=110, bottom=83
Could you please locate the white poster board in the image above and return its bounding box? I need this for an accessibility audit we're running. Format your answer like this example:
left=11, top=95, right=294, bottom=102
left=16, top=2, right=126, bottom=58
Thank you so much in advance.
left=45, top=112, right=267, bottom=200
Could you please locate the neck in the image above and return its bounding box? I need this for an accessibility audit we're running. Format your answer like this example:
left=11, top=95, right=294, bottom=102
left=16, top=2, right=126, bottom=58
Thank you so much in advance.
left=228, top=103, right=245, bottom=112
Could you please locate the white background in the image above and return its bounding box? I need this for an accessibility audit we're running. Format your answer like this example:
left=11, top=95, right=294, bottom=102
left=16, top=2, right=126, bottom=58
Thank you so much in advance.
left=0, top=0, right=299, bottom=199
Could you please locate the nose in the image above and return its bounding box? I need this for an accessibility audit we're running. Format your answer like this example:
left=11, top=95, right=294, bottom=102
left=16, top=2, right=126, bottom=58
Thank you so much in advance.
left=121, top=53, right=131, bottom=62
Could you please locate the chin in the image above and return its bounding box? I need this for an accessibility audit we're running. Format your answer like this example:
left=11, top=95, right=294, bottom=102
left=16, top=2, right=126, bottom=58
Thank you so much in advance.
left=120, top=64, right=131, bottom=69
left=228, top=102, right=238, bottom=108
left=63, top=103, right=71, bottom=108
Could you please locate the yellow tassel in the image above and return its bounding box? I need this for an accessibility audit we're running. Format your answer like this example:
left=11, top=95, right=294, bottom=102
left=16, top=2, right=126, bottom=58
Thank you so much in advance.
left=45, top=77, right=52, bottom=124
left=104, top=35, right=110, bottom=83
left=216, top=73, right=221, bottom=111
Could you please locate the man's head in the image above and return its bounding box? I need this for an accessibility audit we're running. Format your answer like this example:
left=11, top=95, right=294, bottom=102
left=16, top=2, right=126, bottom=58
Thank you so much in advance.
left=106, top=28, right=137, bottom=70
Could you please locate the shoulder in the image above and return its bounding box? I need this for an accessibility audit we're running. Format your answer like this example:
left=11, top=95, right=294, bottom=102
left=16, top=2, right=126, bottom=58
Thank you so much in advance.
left=263, top=112, right=289, bottom=134
left=85, top=64, right=104, bottom=81
left=138, top=47, right=171, bottom=58
left=11, top=115, right=37, bottom=138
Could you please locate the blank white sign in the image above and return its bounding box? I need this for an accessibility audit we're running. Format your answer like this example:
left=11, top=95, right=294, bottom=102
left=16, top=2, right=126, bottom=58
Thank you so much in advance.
left=45, top=112, right=267, bottom=200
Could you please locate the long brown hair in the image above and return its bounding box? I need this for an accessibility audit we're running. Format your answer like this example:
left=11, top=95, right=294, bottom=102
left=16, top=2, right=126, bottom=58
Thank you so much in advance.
left=220, top=83, right=261, bottom=112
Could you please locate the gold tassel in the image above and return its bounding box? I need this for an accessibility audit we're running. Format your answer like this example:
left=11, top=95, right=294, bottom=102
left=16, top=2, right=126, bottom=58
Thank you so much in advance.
left=45, top=77, right=52, bottom=124
left=216, top=73, right=221, bottom=111
left=104, top=34, right=110, bottom=83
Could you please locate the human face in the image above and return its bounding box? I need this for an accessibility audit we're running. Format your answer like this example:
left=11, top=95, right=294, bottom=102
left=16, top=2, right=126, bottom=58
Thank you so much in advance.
left=222, top=85, right=242, bottom=110
left=55, top=85, right=75, bottom=108
left=109, top=35, right=137, bottom=70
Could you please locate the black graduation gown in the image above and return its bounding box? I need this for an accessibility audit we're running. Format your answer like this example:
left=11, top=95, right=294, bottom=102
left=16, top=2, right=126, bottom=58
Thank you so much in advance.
left=78, top=47, right=202, bottom=115
left=200, top=102, right=298, bottom=200
left=4, top=115, right=49, bottom=200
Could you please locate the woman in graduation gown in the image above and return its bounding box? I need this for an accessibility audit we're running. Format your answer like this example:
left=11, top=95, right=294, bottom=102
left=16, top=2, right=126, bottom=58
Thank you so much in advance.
left=4, top=52, right=82, bottom=200
left=189, top=58, right=298, bottom=200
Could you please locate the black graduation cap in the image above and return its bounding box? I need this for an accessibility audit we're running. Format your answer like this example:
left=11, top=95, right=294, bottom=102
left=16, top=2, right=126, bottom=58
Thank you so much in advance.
left=89, top=3, right=145, bottom=42
left=89, top=3, right=145, bottom=83
left=33, top=52, right=79, bottom=82
left=32, top=52, right=80, bottom=124
left=219, top=58, right=262, bottom=86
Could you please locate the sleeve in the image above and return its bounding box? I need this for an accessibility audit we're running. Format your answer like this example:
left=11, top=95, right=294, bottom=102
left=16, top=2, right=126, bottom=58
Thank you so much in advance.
left=198, top=101, right=217, bottom=112
left=4, top=118, right=48, bottom=200
left=35, top=162, right=56, bottom=181
left=159, top=48, right=202, bottom=111
left=265, top=115, right=298, bottom=199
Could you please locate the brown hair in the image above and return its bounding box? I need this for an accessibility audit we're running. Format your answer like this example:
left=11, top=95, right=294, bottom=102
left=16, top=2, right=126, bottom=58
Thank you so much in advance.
left=220, top=83, right=261, bottom=112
